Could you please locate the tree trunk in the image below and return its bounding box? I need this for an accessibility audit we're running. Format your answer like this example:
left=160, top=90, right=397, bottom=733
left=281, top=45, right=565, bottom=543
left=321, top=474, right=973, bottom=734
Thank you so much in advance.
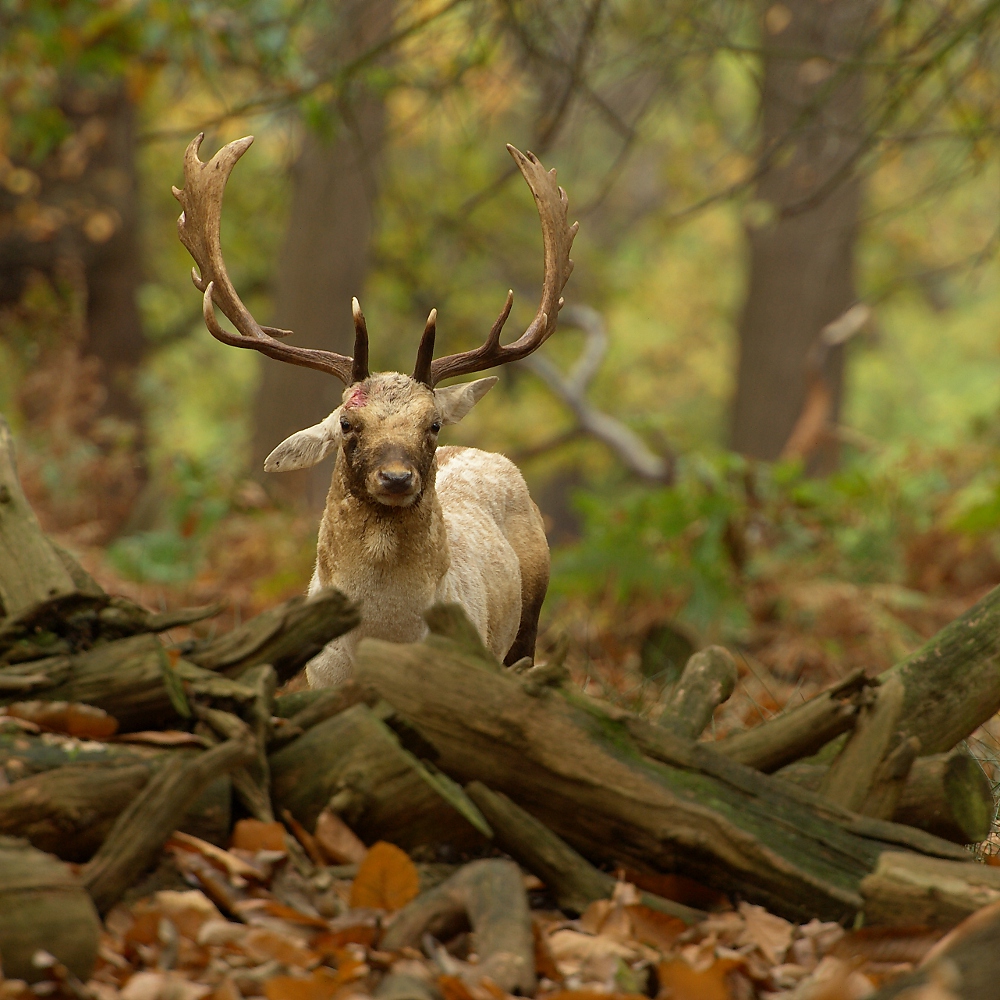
left=252, top=0, right=394, bottom=507
left=731, top=0, right=873, bottom=465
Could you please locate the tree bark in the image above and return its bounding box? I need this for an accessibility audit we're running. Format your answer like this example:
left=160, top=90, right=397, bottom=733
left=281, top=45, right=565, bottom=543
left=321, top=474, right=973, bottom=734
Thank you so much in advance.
left=731, top=0, right=873, bottom=465
left=657, top=645, right=737, bottom=739
left=252, top=0, right=394, bottom=507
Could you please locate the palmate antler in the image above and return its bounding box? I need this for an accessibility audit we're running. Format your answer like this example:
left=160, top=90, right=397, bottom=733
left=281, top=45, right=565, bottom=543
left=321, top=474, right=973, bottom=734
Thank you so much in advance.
left=174, top=136, right=577, bottom=387
left=173, top=134, right=369, bottom=384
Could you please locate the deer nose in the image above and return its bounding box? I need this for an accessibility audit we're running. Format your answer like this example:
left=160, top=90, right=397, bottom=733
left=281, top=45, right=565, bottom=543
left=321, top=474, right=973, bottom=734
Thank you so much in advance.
left=377, top=467, right=414, bottom=492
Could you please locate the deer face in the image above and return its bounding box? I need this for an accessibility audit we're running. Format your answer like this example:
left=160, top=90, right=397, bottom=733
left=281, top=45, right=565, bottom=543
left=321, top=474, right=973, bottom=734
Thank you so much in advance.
left=264, top=373, right=498, bottom=506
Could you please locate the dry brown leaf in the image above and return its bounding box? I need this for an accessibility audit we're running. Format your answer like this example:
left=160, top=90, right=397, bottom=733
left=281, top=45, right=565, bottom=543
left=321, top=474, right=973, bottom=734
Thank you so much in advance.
left=168, top=832, right=262, bottom=880
left=153, top=890, right=223, bottom=941
left=113, top=731, right=212, bottom=748
left=207, top=979, right=242, bottom=1000
left=5, top=700, right=118, bottom=739
left=737, top=901, right=793, bottom=965
left=243, top=927, right=319, bottom=969
left=657, top=957, right=742, bottom=1000
left=282, top=809, right=326, bottom=866
left=263, top=969, right=343, bottom=1000
left=540, top=992, right=648, bottom=1000
left=121, top=972, right=210, bottom=1000
left=624, top=905, right=687, bottom=953
left=620, top=869, right=728, bottom=911
left=230, top=818, right=288, bottom=852
left=349, top=841, right=419, bottom=912
left=314, top=809, right=367, bottom=865
left=533, top=919, right=562, bottom=983
left=830, top=926, right=944, bottom=967
left=438, top=975, right=477, bottom=1000
left=237, top=899, right=329, bottom=929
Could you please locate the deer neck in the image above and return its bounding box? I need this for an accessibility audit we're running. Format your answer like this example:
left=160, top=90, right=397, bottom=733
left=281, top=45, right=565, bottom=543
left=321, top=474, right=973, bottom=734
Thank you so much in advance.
left=316, top=452, right=449, bottom=584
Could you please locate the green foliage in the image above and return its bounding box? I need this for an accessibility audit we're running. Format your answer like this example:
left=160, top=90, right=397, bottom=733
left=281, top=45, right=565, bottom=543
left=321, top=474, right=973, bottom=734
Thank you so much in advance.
left=553, top=444, right=1000, bottom=641
left=107, top=456, right=229, bottom=583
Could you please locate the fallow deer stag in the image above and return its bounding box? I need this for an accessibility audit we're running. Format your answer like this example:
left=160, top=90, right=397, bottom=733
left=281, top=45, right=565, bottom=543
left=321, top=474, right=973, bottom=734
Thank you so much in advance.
left=173, top=135, right=577, bottom=686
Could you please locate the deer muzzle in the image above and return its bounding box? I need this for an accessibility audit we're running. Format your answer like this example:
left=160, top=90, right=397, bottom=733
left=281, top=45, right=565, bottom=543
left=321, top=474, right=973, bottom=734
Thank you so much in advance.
left=369, top=462, right=420, bottom=506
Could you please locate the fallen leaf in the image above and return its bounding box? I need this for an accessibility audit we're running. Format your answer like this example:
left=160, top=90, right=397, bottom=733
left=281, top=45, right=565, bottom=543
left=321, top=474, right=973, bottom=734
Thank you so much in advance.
left=314, top=809, right=367, bottom=865
left=231, top=818, right=288, bottom=852
left=624, top=905, right=687, bottom=953
left=5, top=700, right=118, bottom=739
left=438, top=976, right=477, bottom=1000
left=657, top=957, right=742, bottom=1000
left=243, top=927, right=319, bottom=969
left=830, top=927, right=943, bottom=967
left=113, top=731, right=212, bottom=748
left=541, top=992, right=648, bottom=1000
left=282, top=809, right=326, bottom=866
left=121, top=972, right=210, bottom=1000
left=533, top=919, right=562, bottom=983
left=349, top=841, right=419, bottom=911
left=738, top=901, right=793, bottom=965
left=167, top=831, right=262, bottom=880
left=263, top=969, right=342, bottom=1000
left=207, top=979, right=241, bottom=1000
left=153, top=890, right=223, bottom=941
left=236, top=899, right=329, bottom=929
left=313, top=911, right=379, bottom=953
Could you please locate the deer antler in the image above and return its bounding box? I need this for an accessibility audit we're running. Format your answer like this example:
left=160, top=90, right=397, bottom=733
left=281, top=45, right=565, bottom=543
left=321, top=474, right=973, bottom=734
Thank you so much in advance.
left=420, top=145, right=579, bottom=387
left=173, top=134, right=369, bottom=385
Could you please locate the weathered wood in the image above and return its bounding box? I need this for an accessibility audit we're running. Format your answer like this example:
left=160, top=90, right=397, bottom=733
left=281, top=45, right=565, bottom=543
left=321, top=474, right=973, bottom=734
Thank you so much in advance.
left=183, top=588, right=360, bottom=682
left=0, top=835, right=101, bottom=983
left=861, top=852, right=1000, bottom=929
left=778, top=748, right=995, bottom=844
left=819, top=674, right=908, bottom=814
left=887, top=583, right=1000, bottom=754
left=381, top=859, right=535, bottom=995
left=82, top=731, right=256, bottom=913
left=658, top=645, right=737, bottom=739
left=715, top=668, right=870, bottom=772
left=270, top=703, right=491, bottom=852
left=0, top=632, right=257, bottom=731
left=871, top=899, right=1000, bottom=999
left=355, top=625, right=971, bottom=923
left=270, top=681, right=379, bottom=748
left=0, top=415, right=78, bottom=620
left=465, top=780, right=703, bottom=922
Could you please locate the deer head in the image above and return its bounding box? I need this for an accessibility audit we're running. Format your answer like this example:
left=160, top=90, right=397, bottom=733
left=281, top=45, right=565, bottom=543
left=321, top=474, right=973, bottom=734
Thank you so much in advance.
left=173, top=136, right=577, bottom=508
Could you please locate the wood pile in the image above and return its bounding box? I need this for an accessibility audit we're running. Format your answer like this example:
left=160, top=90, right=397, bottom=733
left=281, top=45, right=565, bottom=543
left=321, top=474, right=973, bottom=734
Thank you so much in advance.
left=3, top=413, right=1000, bottom=998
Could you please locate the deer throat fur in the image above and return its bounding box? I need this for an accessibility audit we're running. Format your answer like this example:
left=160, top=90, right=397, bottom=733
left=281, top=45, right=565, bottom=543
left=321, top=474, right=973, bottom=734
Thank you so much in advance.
left=315, top=451, right=450, bottom=598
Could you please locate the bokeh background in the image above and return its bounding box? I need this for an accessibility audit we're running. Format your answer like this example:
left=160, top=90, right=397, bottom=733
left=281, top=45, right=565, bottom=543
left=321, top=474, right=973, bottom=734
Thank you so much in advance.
left=2, top=0, right=1000, bottom=742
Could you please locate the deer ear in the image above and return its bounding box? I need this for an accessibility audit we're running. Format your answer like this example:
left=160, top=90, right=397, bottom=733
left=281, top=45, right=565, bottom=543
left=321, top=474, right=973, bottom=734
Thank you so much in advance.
left=264, top=408, right=342, bottom=472
left=434, top=377, right=499, bottom=426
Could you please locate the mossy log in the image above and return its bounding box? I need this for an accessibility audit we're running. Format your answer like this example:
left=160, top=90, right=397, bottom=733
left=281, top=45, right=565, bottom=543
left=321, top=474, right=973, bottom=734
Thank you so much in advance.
left=657, top=645, right=737, bottom=739
left=182, top=588, right=360, bottom=682
left=861, top=852, right=1000, bottom=928
left=465, top=780, right=704, bottom=922
left=0, top=835, right=102, bottom=983
left=270, top=703, right=491, bottom=853
left=354, top=623, right=971, bottom=924
left=778, top=748, right=994, bottom=844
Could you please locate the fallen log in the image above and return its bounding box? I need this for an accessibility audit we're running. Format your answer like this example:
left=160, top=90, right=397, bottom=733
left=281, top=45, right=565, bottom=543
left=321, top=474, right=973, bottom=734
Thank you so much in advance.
left=0, top=835, right=102, bottom=983
left=861, top=852, right=1000, bottom=928
left=778, top=747, right=994, bottom=844
left=715, top=668, right=871, bottom=772
left=270, top=681, right=379, bottom=749
left=0, top=416, right=78, bottom=619
left=380, top=859, right=536, bottom=995
left=354, top=615, right=970, bottom=923
left=465, top=780, right=704, bottom=922
left=182, top=588, right=360, bottom=682
left=270, top=703, right=491, bottom=852
left=657, top=645, right=737, bottom=739
left=82, top=727, right=256, bottom=913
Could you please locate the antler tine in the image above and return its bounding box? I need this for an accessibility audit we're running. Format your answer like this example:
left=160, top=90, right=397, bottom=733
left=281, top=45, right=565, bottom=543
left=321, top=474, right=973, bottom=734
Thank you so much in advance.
left=412, top=308, right=437, bottom=385
left=351, top=298, right=370, bottom=383
left=428, top=145, right=578, bottom=386
left=173, top=134, right=358, bottom=384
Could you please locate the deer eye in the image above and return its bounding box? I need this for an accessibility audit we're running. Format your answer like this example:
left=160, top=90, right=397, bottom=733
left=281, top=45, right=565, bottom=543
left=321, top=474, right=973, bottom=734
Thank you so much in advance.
left=340, top=417, right=352, bottom=433
left=430, top=420, right=441, bottom=434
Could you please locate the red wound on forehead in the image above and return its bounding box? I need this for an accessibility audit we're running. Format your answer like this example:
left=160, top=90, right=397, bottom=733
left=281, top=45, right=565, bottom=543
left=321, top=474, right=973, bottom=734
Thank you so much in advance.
left=345, top=386, right=368, bottom=409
